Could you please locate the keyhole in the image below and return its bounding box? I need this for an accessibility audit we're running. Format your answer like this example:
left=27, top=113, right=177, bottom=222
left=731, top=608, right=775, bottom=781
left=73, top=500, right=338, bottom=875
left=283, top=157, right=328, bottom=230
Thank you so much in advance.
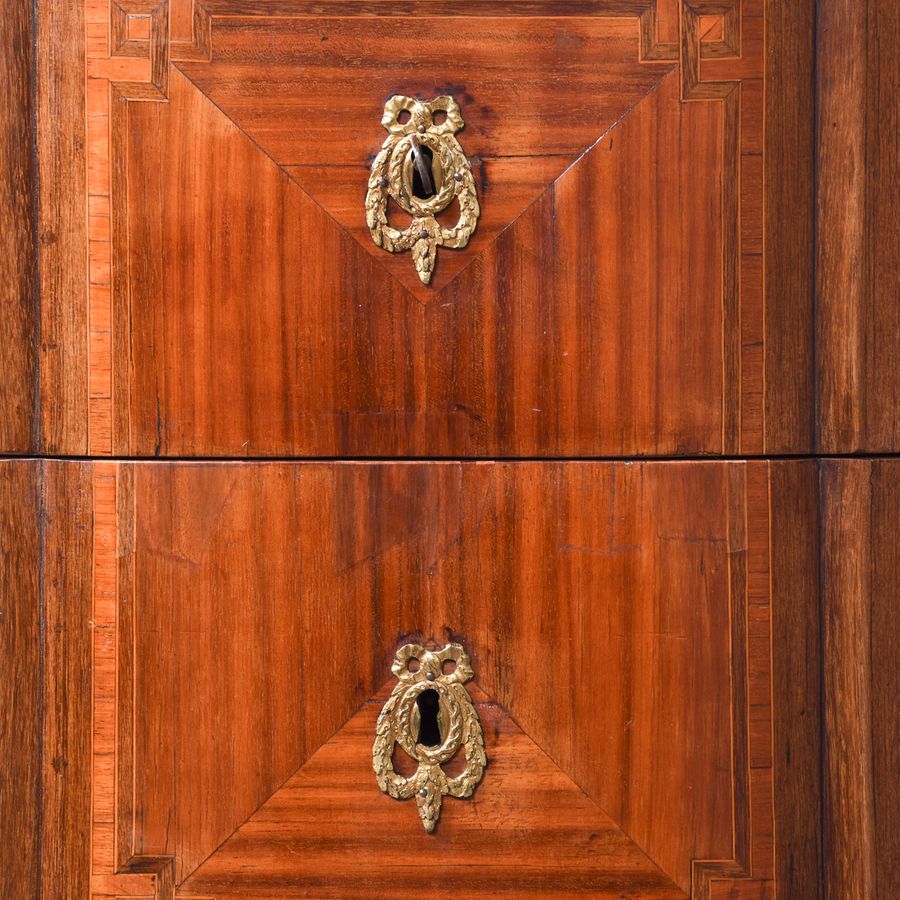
left=411, top=145, right=437, bottom=200
left=416, top=689, right=442, bottom=746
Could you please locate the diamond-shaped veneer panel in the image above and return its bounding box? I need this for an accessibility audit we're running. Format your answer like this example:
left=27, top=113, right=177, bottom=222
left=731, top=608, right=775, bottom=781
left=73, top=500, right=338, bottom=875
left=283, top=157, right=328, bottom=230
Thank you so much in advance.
left=179, top=682, right=685, bottom=898
left=177, top=15, right=673, bottom=300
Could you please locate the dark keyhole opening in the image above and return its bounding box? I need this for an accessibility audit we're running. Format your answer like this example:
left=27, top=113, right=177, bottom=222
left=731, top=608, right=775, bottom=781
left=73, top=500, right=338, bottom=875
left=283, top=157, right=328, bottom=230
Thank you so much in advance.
left=411, top=145, right=437, bottom=200
left=416, top=689, right=442, bottom=746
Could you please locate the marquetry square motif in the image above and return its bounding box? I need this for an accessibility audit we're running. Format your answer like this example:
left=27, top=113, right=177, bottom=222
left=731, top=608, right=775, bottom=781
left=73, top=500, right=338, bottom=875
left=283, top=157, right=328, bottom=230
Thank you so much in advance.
left=111, top=2, right=155, bottom=58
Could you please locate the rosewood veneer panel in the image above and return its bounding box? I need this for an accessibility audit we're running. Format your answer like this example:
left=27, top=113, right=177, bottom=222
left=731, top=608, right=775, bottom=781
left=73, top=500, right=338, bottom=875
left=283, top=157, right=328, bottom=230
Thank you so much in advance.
left=431, top=73, right=722, bottom=456
left=0, top=463, right=41, bottom=898
left=76, top=2, right=768, bottom=457
left=0, top=8, right=38, bottom=452
left=1, top=457, right=823, bottom=897
left=117, top=461, right=774, bottom=893
left=37, top=0, right=90, bottom=453
left=40, top=462, right=94, bottom=900
left=180, top=688, right=686, bottom=899
left=817, top=0, right=900, bottom=452
left=179, top=15, right=672, bottom=299
left=0, top=461, right=93, bottom=899
left=121, top=62, right=729, bottom=457
left=769, top=460, right=822, bottom=900
left=9, top=2, right=845, bottom=897
left=821, top=460, right=900, bottom=899
left=35, top=0, right=824, bottom=456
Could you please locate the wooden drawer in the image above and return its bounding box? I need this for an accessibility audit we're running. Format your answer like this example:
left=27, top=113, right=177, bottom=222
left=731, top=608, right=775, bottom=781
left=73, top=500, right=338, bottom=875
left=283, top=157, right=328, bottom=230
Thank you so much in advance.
left=15, top=458, right=831, bottom=898
left=34, top=0, right=814, bottom=458
left=4, top=0, right=895, bottom=898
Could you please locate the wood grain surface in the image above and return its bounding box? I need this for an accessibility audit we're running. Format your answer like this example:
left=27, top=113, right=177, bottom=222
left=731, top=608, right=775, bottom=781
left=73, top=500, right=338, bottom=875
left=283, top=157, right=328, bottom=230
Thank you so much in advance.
left=40, top=461, right=94, bottom=900
left=1, top=457, right=822, bottom=898
left=817, top=0, right=900, bottom=452
left=120, top=62, right=733, bottom=457
left=6, top=2, right=893, bottom=899
left=0, top=4, right=38, bottom=453
left=0, top=462, right=94, bottom=900
left=861, top=0, right=900, bottom=451
left=30, top=0, right=888, bottom=457
left=769, top=460, right=822, bottom=900
left=763, top=0, right=816, bottom=453
left=37, top=0, right=90, bottom=454
left=178, top=15, right=673, bottom=299
left=867, top=462, right=900, bottom=900
left=180, top=687, right=687, bottom=898
left=109, top=460, right=782, bottom=894
left=821, top=460, right=899, bottom=900
left=0, top=462, right=41, bottom=899
left=81, top=2, right=770, bottom=457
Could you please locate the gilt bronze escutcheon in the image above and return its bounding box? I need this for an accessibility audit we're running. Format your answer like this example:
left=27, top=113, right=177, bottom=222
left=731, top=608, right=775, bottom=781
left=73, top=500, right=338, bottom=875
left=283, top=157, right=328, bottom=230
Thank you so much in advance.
left=372, top=643, right=486, bottom=832
left=365, top=96, right=480, bottom=285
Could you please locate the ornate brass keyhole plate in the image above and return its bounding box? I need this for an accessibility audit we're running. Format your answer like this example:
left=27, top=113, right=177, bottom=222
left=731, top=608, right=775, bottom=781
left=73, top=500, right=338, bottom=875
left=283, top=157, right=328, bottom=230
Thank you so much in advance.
left=365, top=96, right=480, bottom=285
left=373, top=642, right=486, bottom=832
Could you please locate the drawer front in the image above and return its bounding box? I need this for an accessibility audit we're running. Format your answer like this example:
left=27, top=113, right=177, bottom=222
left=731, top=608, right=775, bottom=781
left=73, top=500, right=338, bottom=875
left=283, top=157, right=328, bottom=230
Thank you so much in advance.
left=4, top=1, right=851, bottom=898
left=56, top=0, right=806, bottom=458
left=3, top=1, right=894, bottom=899
left=27, top=458, right=821, bottom=897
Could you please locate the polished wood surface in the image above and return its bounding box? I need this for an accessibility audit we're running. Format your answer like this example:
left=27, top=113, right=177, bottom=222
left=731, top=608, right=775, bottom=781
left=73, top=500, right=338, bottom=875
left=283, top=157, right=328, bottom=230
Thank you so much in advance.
left=20, top=0, right=851, bottom=457
left=821, top=460, right=899, bottom=900
left=20, top=459, right=784, bottom=897
left=122, top=66, right=729, bottom=457
left=178, top=15, right=672, bottom=299
left=37, top=0, right=90, bottom=454
left=40, top=461, right=95, bottom=900
left=763, top=0, right=816, bottom=452
left=0, top=5, right=37, bottom=453
left=0, top=463, right=41, bottom=898
left=71, top=0, right=773, bottom=457
left=180, top=687, right=687, bottom=898
left=4, top=1, right=895, bottom=898
left=817, top=0, right=900, bottom=452
left=0, top=462, right=94, bottom=900
left=769, top=461, right=822, bottom=900
left=7, top=458, right=843, bottom=897
left=126, top=462, right=740, bottom=890
left=867, top=463, right=900, bottom=900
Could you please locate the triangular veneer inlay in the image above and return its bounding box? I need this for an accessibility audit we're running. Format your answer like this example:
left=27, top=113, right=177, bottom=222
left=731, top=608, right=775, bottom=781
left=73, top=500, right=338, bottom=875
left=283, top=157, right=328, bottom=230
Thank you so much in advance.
left=179, top=683, right=685, bottom=898
left=177, top=15, right=674, bottom=300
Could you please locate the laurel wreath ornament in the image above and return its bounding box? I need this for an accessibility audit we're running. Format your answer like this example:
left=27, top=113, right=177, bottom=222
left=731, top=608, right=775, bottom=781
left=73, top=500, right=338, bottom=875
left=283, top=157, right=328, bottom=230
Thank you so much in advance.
left=372, top=642, right=487, bottom=832
left=365, top=95, right=480, bottom=285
